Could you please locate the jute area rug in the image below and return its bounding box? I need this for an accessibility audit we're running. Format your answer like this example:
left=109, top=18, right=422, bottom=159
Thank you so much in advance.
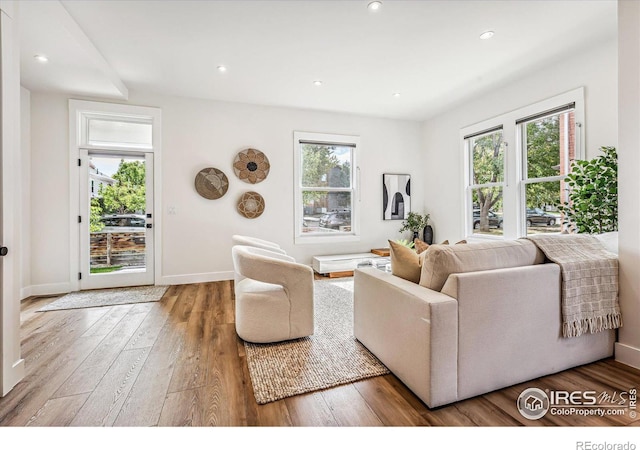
left=244, top=278, right=390, bottom=404
left=38, top=285, right=169, bottom=312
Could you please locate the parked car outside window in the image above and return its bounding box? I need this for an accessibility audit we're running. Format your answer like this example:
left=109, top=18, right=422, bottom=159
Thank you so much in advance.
left=319, top=210, right=351, bottom=230
left=526, top=208, right=557, bottom=227
left=473, top=209, right=503, bottom=229
left=100, top=214, right=146, bottom=232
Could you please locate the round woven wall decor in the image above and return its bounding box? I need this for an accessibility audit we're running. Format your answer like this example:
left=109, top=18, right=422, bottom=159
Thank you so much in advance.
left=237, top=191, right=265, bottom=219
left=233, top=148, right=270, bottom=184
left=194, top=167, right=229, bottom=200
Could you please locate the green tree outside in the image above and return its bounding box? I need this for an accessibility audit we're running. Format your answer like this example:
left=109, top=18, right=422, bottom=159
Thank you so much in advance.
left=472, top=116, right=565, bottom=232
left=301, top=144, right=351, bottom=208
left=525, top=116, right=562, bottom=208
left=101, top=160, right=146, bottom=215
left=90, top=198, right=105, bottom=232
left=89, top=159, right=146, bottom=230
left=472, top=132, right=504, bottom=232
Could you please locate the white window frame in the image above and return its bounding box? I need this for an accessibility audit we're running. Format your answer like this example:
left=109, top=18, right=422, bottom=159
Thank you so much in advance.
left=461, top=88, right=584, bottom=240
left=293, top=131, right=360, bottom=245
left=69, top=100, right=162, bottom=291
left=518, top=104, right=580, bottom=234
left=463, top=126, right=506, bottom=239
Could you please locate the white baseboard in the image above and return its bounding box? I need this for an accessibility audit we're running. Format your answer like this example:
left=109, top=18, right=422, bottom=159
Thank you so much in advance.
left=159, top=271, right=234, bottom=286
left=615, top=342, right=640, bottom=369
left=26, top=282, right=73, bottom=297
left=24, top=273, right=235, bottom=297
left=2, top=358, right=25, bottom=397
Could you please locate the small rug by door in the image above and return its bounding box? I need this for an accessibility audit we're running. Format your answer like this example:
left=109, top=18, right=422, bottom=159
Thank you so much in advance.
left=37, top=285, right=169, bottom=312
left=244, top=279, right=389, bottom=404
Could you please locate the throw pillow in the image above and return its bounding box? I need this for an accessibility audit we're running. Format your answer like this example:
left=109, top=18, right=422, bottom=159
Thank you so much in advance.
left=414, top=238, right=430, bottom=254
left=441, top=240, right=449, bottom=245
left=456, top=240, right=467, bottom=244
left=388, top=239, right=425, bottom=283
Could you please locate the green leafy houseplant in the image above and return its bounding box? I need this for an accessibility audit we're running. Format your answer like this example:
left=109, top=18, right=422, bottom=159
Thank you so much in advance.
left=557, top=146, right=617, bottom=234
left=394, top=238, right=415, bottom=249
left=399, top=212, right=430, bottom=234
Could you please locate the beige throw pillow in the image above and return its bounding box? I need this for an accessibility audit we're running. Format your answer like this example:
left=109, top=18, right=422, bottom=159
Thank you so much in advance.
left=388, top=240, right=425, bottom=283
left=414, top=238, right=430, bottom=254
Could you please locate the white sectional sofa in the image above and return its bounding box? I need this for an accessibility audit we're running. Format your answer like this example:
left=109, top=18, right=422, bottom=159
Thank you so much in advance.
left=353, top=239, right=616, bottom=408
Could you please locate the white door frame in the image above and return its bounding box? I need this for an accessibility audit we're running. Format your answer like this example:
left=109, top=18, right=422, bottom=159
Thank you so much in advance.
left=0, top=0, right=24, bottom=396
left=69, top=100, right=162, bottom=292
left=79, top=150, right=155, bottom=289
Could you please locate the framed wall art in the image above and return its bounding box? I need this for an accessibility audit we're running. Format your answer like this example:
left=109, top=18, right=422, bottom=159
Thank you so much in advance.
left=382, top=173, right=410, bottom=220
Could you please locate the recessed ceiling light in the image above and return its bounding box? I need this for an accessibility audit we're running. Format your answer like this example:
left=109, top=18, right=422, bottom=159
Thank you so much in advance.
left=34, top=54, right=48, bottom=63
left=392, top=92, right=401, bottom=97
left=368, top=1, right=382, bottom=11
left=479, top=30, right=495, bottom=40
left=217, top=65, right=227, bottom=73
left=313, top=80, right=323, bottom=86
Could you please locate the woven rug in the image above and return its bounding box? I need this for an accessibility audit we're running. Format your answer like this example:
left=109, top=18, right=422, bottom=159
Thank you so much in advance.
left=38, top=285, right=169, bottom=312
left=244, top=279, right=389, bottom=404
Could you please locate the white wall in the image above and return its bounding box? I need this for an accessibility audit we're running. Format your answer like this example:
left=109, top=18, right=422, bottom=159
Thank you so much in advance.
left=615, top=0, right=640, bottom=369
left=20, top=86, right=30, bottom=299
left=421, top=38, right=618, bottom=242
left=28, top=91, right=423, bottom=291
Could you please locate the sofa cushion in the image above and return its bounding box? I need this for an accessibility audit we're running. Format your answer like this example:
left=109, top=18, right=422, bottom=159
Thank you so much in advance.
left=388, top=240, right=426, bottom=283
left=419, top=239, right=545, bottom=291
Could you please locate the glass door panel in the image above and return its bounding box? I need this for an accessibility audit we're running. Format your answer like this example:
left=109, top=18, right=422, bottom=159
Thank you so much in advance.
left=80, top=150, right=154, bottom=289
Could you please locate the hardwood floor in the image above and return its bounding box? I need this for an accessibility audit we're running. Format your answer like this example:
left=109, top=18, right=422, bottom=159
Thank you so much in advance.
left=2, top=280, right=640, bottom=427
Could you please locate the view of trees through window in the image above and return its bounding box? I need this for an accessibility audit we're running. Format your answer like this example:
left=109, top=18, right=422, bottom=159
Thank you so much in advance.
left=300, top=143, right=353, bottom=234
left=468, top=108, right=573, bottom=236
left=522, top=110, right=573, bottom=234
left=88, top=156, right=147, bottom=274
left=89, top=158, right=146, bottom=232
left=470, top=130, right=505, bottom=236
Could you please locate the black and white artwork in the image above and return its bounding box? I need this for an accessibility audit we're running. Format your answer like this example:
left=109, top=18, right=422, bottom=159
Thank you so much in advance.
left=382, top=173, right=411, bottom=220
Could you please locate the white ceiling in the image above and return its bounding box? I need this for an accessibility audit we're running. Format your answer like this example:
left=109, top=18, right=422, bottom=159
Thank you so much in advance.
left=19, top=0, right=617, bottom=121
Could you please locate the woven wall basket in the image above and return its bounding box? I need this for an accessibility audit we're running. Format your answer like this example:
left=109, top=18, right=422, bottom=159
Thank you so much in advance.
left=237, top=191, right=265, bottom=218
left=233, top=148, right=270, bottom=184
left=194, top=167, right=229, bottom=199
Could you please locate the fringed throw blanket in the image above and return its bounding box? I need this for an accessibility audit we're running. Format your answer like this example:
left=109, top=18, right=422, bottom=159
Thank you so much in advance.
left=524, top=234, right=621, bottom=338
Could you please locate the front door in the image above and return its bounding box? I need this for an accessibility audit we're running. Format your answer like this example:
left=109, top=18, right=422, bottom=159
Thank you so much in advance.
left=79, top=150, right=154, bottom=289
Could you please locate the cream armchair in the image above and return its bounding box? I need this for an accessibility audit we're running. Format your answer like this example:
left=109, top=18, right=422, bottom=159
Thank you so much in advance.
left=231, top=235, right=286, bottom=254
left=231, top=245, right=314, bottom=343
left=231, top=235, right=287, bottom=289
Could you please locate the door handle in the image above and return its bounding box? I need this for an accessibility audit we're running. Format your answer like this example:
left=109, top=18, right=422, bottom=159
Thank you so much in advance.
left=0, top=247, right=7, bottom=256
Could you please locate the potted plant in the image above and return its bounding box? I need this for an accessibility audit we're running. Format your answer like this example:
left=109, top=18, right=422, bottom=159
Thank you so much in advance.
left=399, top=212, right=431, bottom=242
left=557, top=146, right=617, bottom=234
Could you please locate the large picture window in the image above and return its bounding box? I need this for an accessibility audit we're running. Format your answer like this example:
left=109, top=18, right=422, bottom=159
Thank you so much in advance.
left=294, top=132, right=359, bottom=244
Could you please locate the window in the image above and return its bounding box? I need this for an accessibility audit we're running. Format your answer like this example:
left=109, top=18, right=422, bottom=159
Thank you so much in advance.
left=87, top=118, right=152, bottom=149
left=293, top=132, right=359, bottom=244
left=519, top=105, right=574, bottom=234
left=465, top=127, right=505, bottom=237
left=461, top=88, right=584, bottom=239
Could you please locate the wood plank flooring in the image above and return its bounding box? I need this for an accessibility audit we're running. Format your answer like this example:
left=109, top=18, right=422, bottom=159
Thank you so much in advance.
left=2, top=280, right=640, bottom=427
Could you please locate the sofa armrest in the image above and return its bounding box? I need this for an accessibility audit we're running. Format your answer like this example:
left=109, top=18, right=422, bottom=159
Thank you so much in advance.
left=354, top=267, right=458, bottom=408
